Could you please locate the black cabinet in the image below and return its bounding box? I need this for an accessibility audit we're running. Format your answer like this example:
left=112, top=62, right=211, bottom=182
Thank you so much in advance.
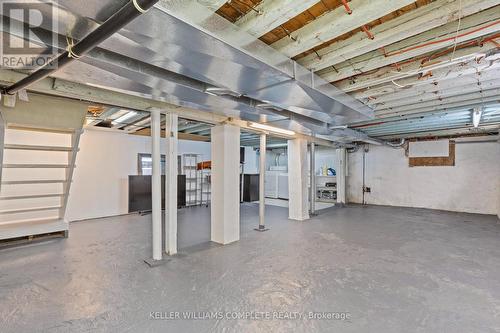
left=128, top=175, right=186, bottom=213
left=242, top=174, right=260, bottom=202
left=177, top=175, right=186, bottom=207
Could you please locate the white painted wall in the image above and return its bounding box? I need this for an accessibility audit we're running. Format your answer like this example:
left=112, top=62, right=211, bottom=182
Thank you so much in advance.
left=66, top=128, right=210, bottom=222
left=347, top=142, right=500, bottom=215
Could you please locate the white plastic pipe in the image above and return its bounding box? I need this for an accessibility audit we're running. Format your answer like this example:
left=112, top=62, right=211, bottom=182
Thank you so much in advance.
left=151, top=109, right=162, bottom=261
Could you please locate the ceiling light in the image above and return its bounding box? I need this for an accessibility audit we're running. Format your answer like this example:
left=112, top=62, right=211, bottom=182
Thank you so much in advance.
left=472, top=107, right=483, bottom=128
left=248, top=122, right=295, bottom=136
left=205, top=87, right=242, bottom=97
left=113, top=111, right=138, bottom=125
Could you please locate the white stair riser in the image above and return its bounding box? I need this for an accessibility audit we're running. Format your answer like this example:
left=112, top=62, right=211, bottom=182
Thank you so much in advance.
left=0, top=219, right=68, bottom=240
left=0, top=210, right=60, bottom=223
left=3, top=150, right=69, bottom=164
left=1, top=168, right=67, bottom=181
left=0, top=183, right=64, bottom=196
left=4, top=129, right=72, bottom=147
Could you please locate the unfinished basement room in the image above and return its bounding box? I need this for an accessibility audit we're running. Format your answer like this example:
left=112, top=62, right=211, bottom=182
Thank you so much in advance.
left=0, top=0, right=500, bottom=332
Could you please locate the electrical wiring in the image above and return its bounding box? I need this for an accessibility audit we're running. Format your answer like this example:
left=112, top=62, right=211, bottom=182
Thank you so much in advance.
left=450, top=0, right=463, bottom=61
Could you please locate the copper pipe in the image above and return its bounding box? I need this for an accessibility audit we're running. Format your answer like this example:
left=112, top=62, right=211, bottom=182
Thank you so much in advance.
left=361, top=26, right=375, bottom=40
left=340, top=1, right=374, bottom=40
left=379, top=46, right=388, bottom=57
left=341, top=0, right=352, bottom=14
left=384, top=20, right=499, bottom=58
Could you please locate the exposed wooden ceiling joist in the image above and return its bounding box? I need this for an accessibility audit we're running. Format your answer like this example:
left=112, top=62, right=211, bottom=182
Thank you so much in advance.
left=234, top=0, right=320, bottom=37
left=170, top=0, right=500, bottom=139
left=178, top=122, right=208, bottom=132
left=361, top=68, right=500, bottom=105
left=320, top=8, right=500, bottom=83
left=376, top=88, right=500, bottom=116
left=270, top=0, right=415, bottom=58
left=373, top=78, right=500, bottom=111
left=132, top=127, right=211, bottom=141
left=178, top=132, right=211, bottom=142
left=198, top=0, right=229, bottom=11
left=183, top=124, right=212, bottom=134
left=336, top=43, right=500, bottom=92
left=376, top=125, right=500, bottom=140
left=298, top=0, right=499, bottom=72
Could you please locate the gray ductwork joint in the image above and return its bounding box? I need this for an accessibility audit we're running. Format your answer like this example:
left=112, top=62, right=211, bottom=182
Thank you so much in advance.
left=385, top=138, right=406, bottom=149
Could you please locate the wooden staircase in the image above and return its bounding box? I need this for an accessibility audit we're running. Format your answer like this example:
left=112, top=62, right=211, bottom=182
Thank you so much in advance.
left=0, top=94, right=87, bottom=242
left=0, top=127, right=82, bottom=240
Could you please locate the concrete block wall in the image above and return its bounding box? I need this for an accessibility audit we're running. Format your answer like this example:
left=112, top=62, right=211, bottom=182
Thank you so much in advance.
left=347, top=141, right=500, bottom=216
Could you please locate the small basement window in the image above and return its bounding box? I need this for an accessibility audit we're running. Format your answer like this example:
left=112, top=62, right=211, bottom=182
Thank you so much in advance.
left=138, top=153, right=166, bottom=175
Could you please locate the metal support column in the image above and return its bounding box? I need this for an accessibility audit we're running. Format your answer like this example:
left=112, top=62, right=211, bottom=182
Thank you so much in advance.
left=165, top=113, right=178, bottom=255
left=255, top=133, right=269, bottom=232
left=337, top=148, right=347, bottom=206
left=309, top=142, right=316, bottom=216
left=150, top=109, right=162, bottom=261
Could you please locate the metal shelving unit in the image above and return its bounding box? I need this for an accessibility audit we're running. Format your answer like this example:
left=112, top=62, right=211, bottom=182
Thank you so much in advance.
left=199, top=167, right=211, bottom=207
left=182, top=154, right=199, bottom=206
left=315, top=175, right=337, bottom=203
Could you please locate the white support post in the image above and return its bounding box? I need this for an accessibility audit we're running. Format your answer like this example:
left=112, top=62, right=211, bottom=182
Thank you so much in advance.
left=288, top=138, right=309, bottom=221
left=151, top=109, right=162, bottom=261
left=211, top=124, right=241, bottom=244
left=165, top=113, right=178, bottom=255
left=256, top=133, right=269, bottom=231
left=336, top=148, right=347, bottom=205
left=309, top=142, right=316, bottom=215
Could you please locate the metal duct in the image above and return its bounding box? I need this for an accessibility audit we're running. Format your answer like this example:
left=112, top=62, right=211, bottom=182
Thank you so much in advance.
left=0, top=0, right=379, bottom=144
left=2, top=0, right=160, bottom=95
left=385, top=138, right=406, bottom=149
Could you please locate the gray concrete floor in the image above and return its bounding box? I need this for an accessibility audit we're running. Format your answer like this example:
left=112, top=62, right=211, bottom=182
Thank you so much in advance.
left=1, top=204, right=500, bottom=333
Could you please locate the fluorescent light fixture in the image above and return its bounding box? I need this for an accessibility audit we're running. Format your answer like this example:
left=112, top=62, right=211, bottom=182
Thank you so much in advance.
left=84, top=117, right=95, bottom=126
left=113, top=111, right=138, bottom=125
left=472, top=107, right=483, bottom=128
left=205, top=87, right=242, bottom=97
left=248, top=122, right=295, bottom=136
